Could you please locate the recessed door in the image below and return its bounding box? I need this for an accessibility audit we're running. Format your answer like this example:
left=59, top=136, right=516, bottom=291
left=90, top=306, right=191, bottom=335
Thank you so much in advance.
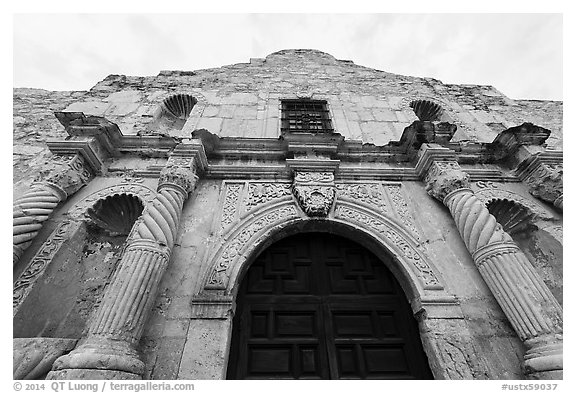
left=227, top=233, right=433, bottom=379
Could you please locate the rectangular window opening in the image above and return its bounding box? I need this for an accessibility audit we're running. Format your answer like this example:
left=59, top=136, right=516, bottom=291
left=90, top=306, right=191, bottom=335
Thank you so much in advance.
left=281, top=99, right=333, bottom=134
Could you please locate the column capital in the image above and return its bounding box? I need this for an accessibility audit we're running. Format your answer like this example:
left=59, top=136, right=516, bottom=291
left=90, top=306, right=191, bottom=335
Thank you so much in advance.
left=157, top=140, right=207, bottom=194
left=415, top=144, right=469, bottom=202
left=42, top=154, right=93, bottom=198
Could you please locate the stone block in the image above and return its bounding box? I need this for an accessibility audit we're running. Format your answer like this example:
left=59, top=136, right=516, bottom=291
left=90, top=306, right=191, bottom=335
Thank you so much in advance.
left=263, top=117, right=280, bottom=138
left=234, top=105, right=258, bottom=119
left=104, top=102, right=140, bottom=116
left=470, top=110, right=496, bottom=124
left=166, top=296, right=193, bottom=319
left=178, top=319, right=232, bottom=379
left=346, top=120, right=363, bottom=140
left=195, top=117, right=223, bottom=134
left=152, top=338, right=187, bottom=380
left=202, top=105, right=220, bottom=117
left=104, top=89, right=142, bottom=103
left=373, top=108, right=398, bottom=122
left=63, top=101, right=110, bottom=116
left=357, top=110, right=375, bottom=121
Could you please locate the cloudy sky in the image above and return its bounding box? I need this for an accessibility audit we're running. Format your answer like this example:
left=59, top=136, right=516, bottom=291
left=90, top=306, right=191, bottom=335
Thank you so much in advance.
left=13, top=12, right=563, bottom=101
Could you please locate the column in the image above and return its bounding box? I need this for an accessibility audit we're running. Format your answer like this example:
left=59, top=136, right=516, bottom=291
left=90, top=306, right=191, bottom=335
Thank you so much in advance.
left=13, top=154, right=93, bottom=265
left=417, top=146, right=563, bottom=380
left=47, top=153, right=199, bottom=380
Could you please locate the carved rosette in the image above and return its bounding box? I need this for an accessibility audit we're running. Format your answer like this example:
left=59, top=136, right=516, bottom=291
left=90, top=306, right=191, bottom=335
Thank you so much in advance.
left=292, top=171, right=336, bottom=217
left=48, top=153, right=199, bottom=380
left=424, top=159, right=563, bottom=379
left=525, top=164, right=563, bottom=210
left=13, top=154, right=93, bottom=266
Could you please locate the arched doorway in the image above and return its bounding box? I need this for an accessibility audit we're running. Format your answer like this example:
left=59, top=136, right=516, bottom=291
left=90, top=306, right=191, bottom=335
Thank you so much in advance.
left=226, top=232, right=433, bottom=379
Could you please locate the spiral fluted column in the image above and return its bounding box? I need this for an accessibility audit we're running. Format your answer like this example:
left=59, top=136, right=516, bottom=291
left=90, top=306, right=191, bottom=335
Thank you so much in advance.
left=13, top=154, right=92, bottom=266
left=48, top=156, right=198, bottom=380
left=423, top=158, right=563, bottom=379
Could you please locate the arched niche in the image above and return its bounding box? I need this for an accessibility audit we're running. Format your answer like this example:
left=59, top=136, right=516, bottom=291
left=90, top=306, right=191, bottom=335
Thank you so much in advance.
left=13, top=182, right=155, bottom=340
left=472, top=182, right=562, bottom=305
left=486, top=198, right=563, bottom=305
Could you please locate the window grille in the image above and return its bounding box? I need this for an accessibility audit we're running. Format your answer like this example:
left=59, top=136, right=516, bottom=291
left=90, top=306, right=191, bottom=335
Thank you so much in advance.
left=281, top=99, right=333, bottom=133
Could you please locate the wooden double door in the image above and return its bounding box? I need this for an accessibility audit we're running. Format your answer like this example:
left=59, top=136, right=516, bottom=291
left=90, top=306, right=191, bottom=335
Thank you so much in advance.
left=227, top=233, right=433, bottom=379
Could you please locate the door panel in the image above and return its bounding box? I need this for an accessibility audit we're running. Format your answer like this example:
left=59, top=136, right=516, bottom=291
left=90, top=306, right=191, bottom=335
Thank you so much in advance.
left=227, top=233, right=432, bottom=380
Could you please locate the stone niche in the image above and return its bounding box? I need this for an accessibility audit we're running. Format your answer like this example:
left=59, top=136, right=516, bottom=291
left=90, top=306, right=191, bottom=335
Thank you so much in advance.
left=13, top=193, right=144, bottom=339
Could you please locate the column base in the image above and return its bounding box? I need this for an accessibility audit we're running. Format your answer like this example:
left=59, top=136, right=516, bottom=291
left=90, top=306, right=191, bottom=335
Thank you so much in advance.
left=49, top=336, right=145, bottom=379
left=523, top=338, right=563, bottom=380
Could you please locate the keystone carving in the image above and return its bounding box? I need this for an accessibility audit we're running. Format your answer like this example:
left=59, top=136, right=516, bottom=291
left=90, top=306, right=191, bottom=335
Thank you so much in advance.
left=13, top=154, right=93, bottom=266
left=292, top=171, right=336, bottom=217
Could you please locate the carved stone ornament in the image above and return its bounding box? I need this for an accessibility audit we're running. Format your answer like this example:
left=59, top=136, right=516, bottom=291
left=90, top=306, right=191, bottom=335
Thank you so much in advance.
left=43, top=154, right=93, bottom=197
left=424, top=161, right=470, bottom=202
left=525, top=164, right=563, bottom=208
left=158, top=156, right=198, bottom=194
left=292, top=171, right=336, bottom=217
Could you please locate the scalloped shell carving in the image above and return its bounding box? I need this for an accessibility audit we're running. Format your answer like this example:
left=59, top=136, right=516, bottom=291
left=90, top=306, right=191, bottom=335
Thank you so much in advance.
left=162, top=94, right=197, bottom=120
left=487, top=199, right=535, bottom=235
left=87, top=194, right=144, bottom=236
left=410, top=99, right=444, bottom=121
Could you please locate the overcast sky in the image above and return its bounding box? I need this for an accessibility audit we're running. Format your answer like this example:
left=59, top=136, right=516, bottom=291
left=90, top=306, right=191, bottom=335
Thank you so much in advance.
left=13, top=13, right=562, bottom=100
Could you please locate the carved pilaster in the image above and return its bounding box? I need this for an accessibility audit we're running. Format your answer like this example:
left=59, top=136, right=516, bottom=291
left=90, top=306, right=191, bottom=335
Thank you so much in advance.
left=292, top=171, right=336, bottom=217
left=48, top=149, right=200, bottom=380
left=418, top=145, right=563, bottom=379
left=13, top=154, right=93, bottom=265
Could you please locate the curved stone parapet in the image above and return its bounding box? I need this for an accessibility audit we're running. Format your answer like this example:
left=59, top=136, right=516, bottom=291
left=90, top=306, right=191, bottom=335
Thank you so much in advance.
left=14, top=337, right=77, bottom=380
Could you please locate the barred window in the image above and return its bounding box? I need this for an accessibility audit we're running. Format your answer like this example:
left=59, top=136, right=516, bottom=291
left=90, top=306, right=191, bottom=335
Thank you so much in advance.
left=281, top=99, right=333, bottom=133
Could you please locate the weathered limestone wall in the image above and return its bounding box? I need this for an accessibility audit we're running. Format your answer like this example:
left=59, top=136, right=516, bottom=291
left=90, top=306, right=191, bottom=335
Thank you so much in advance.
left=13, top=49, right=562, bottom=380
left=14, top=49, right=562, bottom=199
left=132, top=178, right=551, bottom=379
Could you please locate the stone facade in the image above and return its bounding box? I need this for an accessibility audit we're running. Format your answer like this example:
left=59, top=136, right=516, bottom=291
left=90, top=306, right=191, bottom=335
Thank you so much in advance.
left=13, top=49, right=562, bottom=380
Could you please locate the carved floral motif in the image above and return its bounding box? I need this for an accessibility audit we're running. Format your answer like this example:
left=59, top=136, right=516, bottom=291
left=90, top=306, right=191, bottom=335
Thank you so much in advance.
left=335, top=183, right=387, bottom=212
left=386, top=184, right=420, bottom=238
left=158, top=158, right=198, bottom=194
left=525, top=164, right=563, bottom=208
left=424, top=161, right=470, bottom=202
left=14, top=220, right=74, bottom=313
left=335, top=205, right=440, bottom=288
left=292, top=171, right=336, bottom=217
left=43, top=154, right=93, bottom=197
left=246, top=183, right=292, bottom=211
left=207, top=206, right=299, bottom=288
left=221, top=184, right=242, bottom=229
